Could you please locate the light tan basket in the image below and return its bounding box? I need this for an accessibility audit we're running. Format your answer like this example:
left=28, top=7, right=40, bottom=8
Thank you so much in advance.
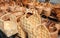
left=0, top=13, right=27, bottom=38
left=17, top=18, right=26, bottom=38
left=20, top=12, right=51, bottom=38
left=0, top=13, right=18, bottom=37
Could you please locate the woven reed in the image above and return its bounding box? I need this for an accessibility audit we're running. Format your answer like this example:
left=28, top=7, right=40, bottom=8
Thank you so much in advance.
left=20, top=12, right=51, bottom=38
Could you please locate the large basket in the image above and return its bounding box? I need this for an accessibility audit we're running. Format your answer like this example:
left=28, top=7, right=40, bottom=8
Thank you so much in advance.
left=20, top=11, right=51, bottom=38
left=0, top=13, right=18, bottom=37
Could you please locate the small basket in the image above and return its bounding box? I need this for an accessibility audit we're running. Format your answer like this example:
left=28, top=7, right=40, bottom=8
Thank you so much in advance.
left=49, top=26, right=58, bottom=38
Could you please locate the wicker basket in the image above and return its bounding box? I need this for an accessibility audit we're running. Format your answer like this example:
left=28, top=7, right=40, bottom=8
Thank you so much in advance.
left=49, top=27, right=58, bottom=38
left=0, top=13, right=18, bottom=37
left=20, top=12, right=51, bottom=38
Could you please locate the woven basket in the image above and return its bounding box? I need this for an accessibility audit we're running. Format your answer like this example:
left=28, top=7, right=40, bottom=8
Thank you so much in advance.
left=0, top=13, right=18, bottom=37
left=17, top=20, right=26, bottom=38
left=20, top=12, right=51, bottom=38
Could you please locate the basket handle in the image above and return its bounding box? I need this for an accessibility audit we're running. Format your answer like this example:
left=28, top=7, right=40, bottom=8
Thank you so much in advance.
left=0, top=13, right=16, bottom=22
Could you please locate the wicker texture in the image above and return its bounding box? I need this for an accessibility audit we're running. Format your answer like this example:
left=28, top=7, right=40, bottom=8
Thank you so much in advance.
left=20, top=12, right=51, bottom=38
left=0, top=13, right=18, bottom=37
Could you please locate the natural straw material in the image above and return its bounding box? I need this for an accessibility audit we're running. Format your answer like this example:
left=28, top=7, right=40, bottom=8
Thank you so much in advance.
left=20, top=12, right=51, bottom=38
left=0, top=13, right=18, bottom=37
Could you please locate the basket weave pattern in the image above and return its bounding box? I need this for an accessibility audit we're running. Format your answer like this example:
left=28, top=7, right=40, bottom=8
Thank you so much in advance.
left=20, top=13, right=51, bottom=38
